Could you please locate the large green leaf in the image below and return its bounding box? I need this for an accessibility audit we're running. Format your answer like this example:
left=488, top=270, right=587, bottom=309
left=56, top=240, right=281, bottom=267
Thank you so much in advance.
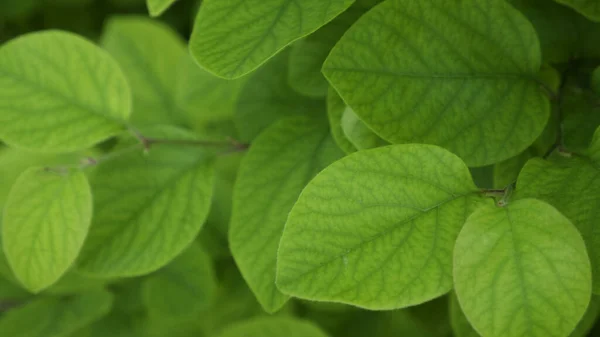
left=326, top=87, right=357, bottom=154
left=142, top=242, right=217, bottom=320
left=189, top=0, right=355, bottom=79
left=509, top=0, right=600, bottom=63
left=276, top=144, right=489, bottom=309
left=2, top=167, right=92, bottom=292
left=230, top=116, right=343, bottom=313
left=555, top=0, right=600, bottom=21
left=0, top=31, right=131, bottom=152
left=216, top=317, right=329, bottom=337
left=76, top=126, right=215, bottom=277
left=323, top=0, right=550, bottom=167
left=0, top=290, right=113, bottom=337
left=101, top=17, right=187, bottom=126
left=516, top=157, right=600, bottom=293
left=235, top=50, right=323, bottom=141
left=146, top=0, right=177, bottom=16
left=454, top=199, right=592, bottom=337
left=340, top=106, right=387, bottom=150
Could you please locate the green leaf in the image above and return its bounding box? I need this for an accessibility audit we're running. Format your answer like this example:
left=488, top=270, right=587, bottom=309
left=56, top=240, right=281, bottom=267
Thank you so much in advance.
left=276, top=144, right=489, bottom=309
left=101, top=17, right=187, bottom=126
left=216, top=317, right=330, bottom=337
left=493, top=149, right=534, bottom=189
left=0, top=31, right=131, bottom=152
left=454, top=199, right=592, bottom=337
left=175, top=54, right=247, bottom=134
left=2, top=167, right=92, bottom=292
left=555, top=0, right=600, bottom=22
left=77, top=126, right=215, bottom=277
left=230, top=116, right=344, bottom=313
left=450, top=292, right=480, bottom=337
left=561, top=84, right=600, bottom=152
left=341, top=106, right=388, bottom=150
left=0, top=290, right=113, bottom=337
left=288, top=4, right=369, bottom=98
left=189, top=0, right=355, bottom=79
left=235, top=50, right=324, bottom=142
left=142, top=242, right=217, bottom=320
left=146, top=0, right=176, bottom=17
left=516, top=155, right=600, bottom=293
left=326, top=87, right=357, bottom=154
left=509, top=0, right=600, bottom=63
left=323, top=0, right=550, bottom=167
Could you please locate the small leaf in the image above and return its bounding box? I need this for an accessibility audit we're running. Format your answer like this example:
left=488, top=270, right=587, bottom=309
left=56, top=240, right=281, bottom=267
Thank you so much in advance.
left=323, top=0, right=550, bottom=166
left=2, top=167, right=92, bottom=292
left=146, top=0, right=177, bottom=17
left=276, top=144, right=489, bottom=310
left=216, top=317, right=330, bottom=337
left=341, top=106, right=388, bottom=150
left=76, top=126, right=215, bottom=277
left=454, top=199, right=592, bottom=337
left=0, top=31, right=131, bottom=152
left=101, top=17, right=187, bottom=126
left=0, top=290, right=113, bottom=337
left=555, top=0, right=600, bottom=22
left=516, top=155, right=600, bottom=293
left=230, top=116, right=344, bottom=313
left=326, top=87, right=357, bottom=154
left=235, top=50, right=324, bottom=141
left=189, top=0, right=355, bottom=79
left=142, top=243, right=217, bottom=320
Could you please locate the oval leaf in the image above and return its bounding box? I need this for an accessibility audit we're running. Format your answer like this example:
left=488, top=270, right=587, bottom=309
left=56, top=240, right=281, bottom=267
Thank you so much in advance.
left=76, top=126, right=215, bottom=277
left=2, top=167, right=92, bottom=292
left=276, top=144, right=489, bottom=310
left=0, top=30, right=131, bottom=152
left=217, top=317, right=330, bottom=337
left=454, top=199, right=592, bottom=337
left=142, top=243, right=217, bottom=320
left=323, top=0, right=550, bottom=166
left=230, top=116, right=344, bottom=313
left=189, top=0, right=355, bottom=79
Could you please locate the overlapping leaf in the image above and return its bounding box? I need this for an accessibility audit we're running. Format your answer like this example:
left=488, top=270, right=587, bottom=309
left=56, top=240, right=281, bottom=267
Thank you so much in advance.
left=341, top=106, right=387, bottom=150
left=454, top=199, right=592, bottom=337
left=323, top=0, right=550, bottom=166
left=230, top=116, right=343, bottom=312
left=76, top=126, right=215, bottom=277
left=277, top=144, right=489, bottom=309
left=0, top=31, right=131, bottom=152
left=2, top=167, right=92, bottom=292
left=326, top=87, right=357, bottom=154
left=190, top=0, right=355, bottom=79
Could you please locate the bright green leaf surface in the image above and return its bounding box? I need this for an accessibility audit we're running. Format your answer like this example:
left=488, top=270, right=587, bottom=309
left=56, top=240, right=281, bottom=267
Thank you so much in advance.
left=326, top=87, right=357, bottom=154
left=454, top=199, right=592, bottom=337
left=0, top=290, right=113, bottom=337
left=175, top=54, right=247, bottom=134
left=555, top=0, right=600, bottom=22
left=230, top=116, right=343, bottom=312
left=323, top=0, right=550, bottom=167
left=146, top=0, right=177, bottom=17
left=277, top=144, right=489, bottom=309
left=235, top=50, right=324, bottom=141
left=0, top=30, right=130, bottom=152
left=341, top=106, right=387, bottom=150
left=189, top=0, right=355, bottom=79
left=101, top=17, right=187, bottom=126
left=77, top=126, right=215, bottom=277
left=142, top=242, right=217, bottom=319
left=2, top=167, right=92, bottom=292
left=216, top=317, right=330, bottom=337
left=517, top=156, right=600, bottom=293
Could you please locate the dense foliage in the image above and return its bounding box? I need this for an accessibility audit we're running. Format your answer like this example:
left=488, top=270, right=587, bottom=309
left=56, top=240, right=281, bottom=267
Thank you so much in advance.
left=1, top=0, right=600, bottom=336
